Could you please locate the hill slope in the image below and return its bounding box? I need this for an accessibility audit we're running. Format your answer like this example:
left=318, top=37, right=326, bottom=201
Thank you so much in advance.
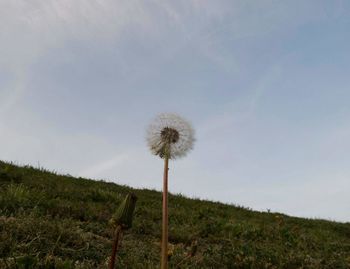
left=0, top=161, right=349, bottom=268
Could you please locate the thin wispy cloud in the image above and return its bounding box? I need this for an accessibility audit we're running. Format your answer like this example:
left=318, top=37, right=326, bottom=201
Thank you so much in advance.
left=79, top=153, right=130, bottom=178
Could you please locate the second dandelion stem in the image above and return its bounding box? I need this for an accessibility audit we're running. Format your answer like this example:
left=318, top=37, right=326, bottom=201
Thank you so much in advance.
left=109, top=225, right=123, bottom=269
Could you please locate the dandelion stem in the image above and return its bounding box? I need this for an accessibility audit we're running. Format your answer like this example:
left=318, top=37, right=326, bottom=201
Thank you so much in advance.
left=161, top=156, right=169, bottom=269
left=109, top=225, right=123, bottom=269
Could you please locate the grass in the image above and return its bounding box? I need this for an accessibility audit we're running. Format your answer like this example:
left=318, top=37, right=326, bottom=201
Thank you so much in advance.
left=0, top=160, right=349, bottom=268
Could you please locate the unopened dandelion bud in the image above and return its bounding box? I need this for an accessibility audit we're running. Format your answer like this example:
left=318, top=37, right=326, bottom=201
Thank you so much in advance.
left=111, top=193, right=137, bottom=229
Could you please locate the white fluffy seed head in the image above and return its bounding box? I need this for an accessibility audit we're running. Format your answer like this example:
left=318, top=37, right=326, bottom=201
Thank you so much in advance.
left=146, top=113, right=195, bottom=159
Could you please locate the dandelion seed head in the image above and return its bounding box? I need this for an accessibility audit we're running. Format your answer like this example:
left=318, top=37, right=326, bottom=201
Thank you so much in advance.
left=146, top=113, right=195, bottom=159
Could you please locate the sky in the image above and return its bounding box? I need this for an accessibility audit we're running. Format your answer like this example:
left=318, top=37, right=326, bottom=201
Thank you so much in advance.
left=1, top=0, right=350, bottom=222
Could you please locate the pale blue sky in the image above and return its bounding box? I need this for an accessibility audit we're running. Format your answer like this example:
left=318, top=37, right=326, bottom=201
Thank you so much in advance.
left=1, top=1, right=349, bottom=221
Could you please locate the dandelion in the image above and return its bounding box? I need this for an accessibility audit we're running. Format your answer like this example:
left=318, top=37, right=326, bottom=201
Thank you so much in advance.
left=108, top=193, right=137, bottom=269
left=146, top=113, right=195, bottom=269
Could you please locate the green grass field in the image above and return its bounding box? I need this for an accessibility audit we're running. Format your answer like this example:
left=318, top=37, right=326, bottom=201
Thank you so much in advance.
left=0, top=160, right=349, bottom=268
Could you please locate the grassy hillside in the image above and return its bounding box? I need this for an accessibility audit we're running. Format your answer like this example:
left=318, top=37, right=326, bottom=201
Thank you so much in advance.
left=0, top=161, right=349, bottom=268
